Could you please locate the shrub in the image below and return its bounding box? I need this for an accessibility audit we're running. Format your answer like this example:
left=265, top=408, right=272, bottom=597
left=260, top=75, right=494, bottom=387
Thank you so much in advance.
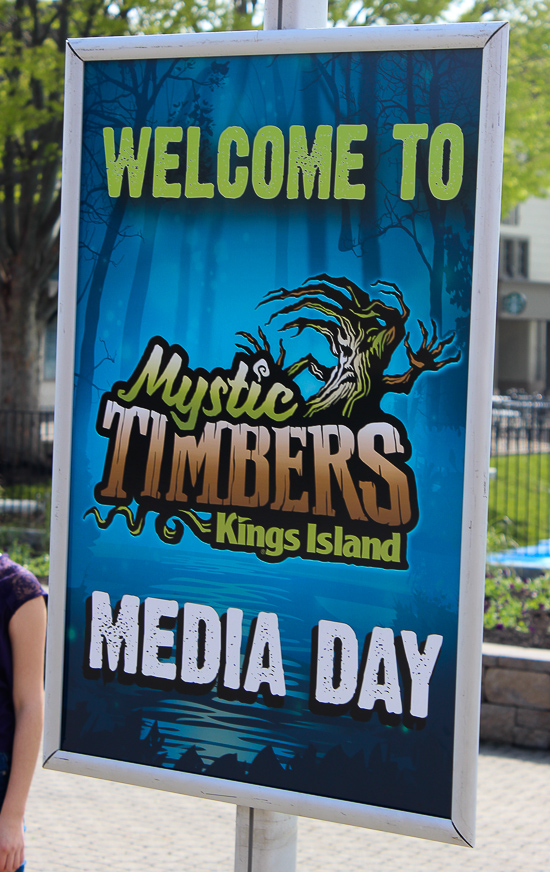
left=485, top=522, right=550, bottom=645
left=485, top=566, right=550, bottom=634
left=0, top=539, right=49, bottom=579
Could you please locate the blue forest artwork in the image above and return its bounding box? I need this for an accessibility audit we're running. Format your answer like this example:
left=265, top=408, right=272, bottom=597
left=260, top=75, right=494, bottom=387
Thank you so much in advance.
left=61, top=46, right=483, bottom=819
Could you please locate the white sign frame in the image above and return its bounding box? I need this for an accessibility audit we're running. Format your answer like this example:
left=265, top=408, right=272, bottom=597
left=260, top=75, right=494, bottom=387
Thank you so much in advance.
left=44, top=21, right=508, bottom=847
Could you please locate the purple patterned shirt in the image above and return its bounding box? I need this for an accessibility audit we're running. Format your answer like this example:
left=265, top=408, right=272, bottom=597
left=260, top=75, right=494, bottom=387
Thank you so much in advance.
left=0, top=553, right=46, bottom=754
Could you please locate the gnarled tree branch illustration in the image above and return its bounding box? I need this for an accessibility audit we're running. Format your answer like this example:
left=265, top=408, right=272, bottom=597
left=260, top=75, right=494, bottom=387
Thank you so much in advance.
left=241, top=274, right=460, bottom=418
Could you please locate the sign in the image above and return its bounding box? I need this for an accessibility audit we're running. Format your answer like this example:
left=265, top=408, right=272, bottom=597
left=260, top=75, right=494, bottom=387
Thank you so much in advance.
left=45, top=23, right=508, bottom=846
left=502, top=291, right=527, bottom=315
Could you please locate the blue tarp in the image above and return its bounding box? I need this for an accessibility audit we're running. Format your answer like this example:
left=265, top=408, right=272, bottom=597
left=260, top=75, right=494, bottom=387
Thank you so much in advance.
left=488, top=540, right=550, bottom=570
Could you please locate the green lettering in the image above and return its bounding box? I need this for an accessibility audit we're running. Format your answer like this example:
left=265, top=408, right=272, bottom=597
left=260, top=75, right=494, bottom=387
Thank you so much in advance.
left=252, top=126, right=285, bottom=199
left=428, top=123, right=464, bottom=200
left=284, top=529, right=300, bottom=551
left=261, top=384, right=298, bottom=421
left=334, top=124, right=367, bottom=200
left=153, top=127, right=183, bottom=198
left=287, top=125, right=333, bottom=199
left=247, top=524, right=266, bottom=548
left=361, top=536, right=381, bottom=560
left=392, top=123, right=429, bottom=200
left=226, top=362, right=257, bottom=418
left=343, top=534, right=361, bottom=559
left=381, top=533, right=401, bottom=562
left=185, top=127, right=214, bottom=199
left=216, top=512, right=238, bottom=545
left=202, top=376, right=229, bottom=417
left=117, top=344, right=182, bottom=406
left=217, top=127, right=249, bottom=199
left=103, top=127, right=151, bottom=198
left=316, top=532, right=333, bottom=555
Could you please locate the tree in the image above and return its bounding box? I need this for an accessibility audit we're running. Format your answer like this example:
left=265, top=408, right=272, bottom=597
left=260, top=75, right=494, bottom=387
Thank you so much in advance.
left=331, top=0, right=550, bottom=216
left=461, top=0, right=550, bottom=215
left=328, top=0, right=455, bottom=27
left=1, top=0, right=538, bottom=436
left=0, top=0, right=255, bottom=448
left=0, top=0, right=462, bottom=444
left=498, top=2, right=550, bottom=215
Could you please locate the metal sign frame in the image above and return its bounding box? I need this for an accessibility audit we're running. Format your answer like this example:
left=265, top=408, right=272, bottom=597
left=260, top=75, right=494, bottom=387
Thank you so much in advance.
left=45, top=22, right=508, bottom=847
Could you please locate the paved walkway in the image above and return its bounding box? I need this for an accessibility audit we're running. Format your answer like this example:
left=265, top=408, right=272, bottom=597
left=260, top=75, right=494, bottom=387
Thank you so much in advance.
left=25, top=743, right=549, bottom=871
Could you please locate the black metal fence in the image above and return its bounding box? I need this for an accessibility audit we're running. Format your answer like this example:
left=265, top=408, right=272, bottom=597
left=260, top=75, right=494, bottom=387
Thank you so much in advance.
left=490, top=393, right=550, bottom=553
left=2, top=399, right=550, bottom=553
left=0, top=409, right=54, bottom=533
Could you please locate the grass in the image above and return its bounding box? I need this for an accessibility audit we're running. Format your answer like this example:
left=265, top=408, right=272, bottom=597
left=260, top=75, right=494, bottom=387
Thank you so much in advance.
left=488, top=453, right=550, bottom=546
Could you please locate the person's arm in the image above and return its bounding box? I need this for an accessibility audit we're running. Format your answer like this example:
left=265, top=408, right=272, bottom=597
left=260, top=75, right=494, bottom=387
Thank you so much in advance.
left=0, top=596, right=46, bottom=872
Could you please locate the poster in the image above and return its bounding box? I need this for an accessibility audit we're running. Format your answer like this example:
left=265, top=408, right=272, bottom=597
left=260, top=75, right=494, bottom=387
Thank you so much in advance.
left=45, top=24, right=508, bottom=845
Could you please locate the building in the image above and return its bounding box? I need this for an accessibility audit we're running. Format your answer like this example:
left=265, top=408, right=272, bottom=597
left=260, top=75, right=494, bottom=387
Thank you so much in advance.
left=39, top=274, right=58, bottom=411
left=496, top=197, right=550, bottom=395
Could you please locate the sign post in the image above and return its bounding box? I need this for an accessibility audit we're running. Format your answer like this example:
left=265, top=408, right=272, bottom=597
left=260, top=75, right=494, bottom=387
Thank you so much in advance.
left=45, top=18, right=508, bottom=860
left=234, top=1, right=328, bottom=867
left=263, top=0, right=328, bottom=29
left=235, top=807, right=298, bottom=872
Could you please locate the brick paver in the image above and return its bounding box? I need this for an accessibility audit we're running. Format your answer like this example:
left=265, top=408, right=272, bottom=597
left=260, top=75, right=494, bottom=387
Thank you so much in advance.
left=24, top=743, right=549, bottom=871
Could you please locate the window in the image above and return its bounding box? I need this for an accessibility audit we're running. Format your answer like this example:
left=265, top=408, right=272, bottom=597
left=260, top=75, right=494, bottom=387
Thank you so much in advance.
left=500, top=238, right=529, bottom=279
left=501, top=206, right=520, bottom=226
left=43, top=315, right=57, bottom=381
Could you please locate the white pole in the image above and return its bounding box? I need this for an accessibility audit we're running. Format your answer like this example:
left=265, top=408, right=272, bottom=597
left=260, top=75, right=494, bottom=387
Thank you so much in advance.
left=263, top=0, right=328, bottom=30
left=234, top=0, right=328, bottom=868
left=234, top=807, right=298, bottom=872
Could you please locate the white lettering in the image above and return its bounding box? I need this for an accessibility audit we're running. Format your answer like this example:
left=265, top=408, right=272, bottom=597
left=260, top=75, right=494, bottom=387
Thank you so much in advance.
left=357, top=626, right=403, bottom=715
left=142, top=596, right=178, bottom=680
left=243, top=612, right=286, bottom=697
left=401, top=630, right=443, bottom=718
left=89, top=591, right=140, bottom=673
left=181, top=602, right=221, bottom=684
left=223, top=607, right=243, bottom=690
left=315, top=620, right=358, bottom=705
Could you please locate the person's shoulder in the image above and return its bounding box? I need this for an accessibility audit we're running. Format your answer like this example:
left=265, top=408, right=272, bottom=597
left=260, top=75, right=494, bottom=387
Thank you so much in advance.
left=0, top=552, right=46, bottom=617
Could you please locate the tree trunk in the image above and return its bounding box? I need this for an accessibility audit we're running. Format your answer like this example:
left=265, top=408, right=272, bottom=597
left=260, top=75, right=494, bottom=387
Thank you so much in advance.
left=0, top=261, right=45, bottom=467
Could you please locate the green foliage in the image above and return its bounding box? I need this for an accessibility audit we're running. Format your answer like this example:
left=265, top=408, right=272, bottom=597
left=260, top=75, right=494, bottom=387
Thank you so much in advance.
left=0, top=0, right=258, bottom=416
left=0, top=0, right=256, bottom=203
left=1, top=0, right=546, bottom=415
left=485, top=564, right=550, bottom=634
left=486, top=518, right=518, bottom=553
left=1, top=482, right=49, bottom=500
left=458, top=0, right=550, bottom=214
left=0, top=537, right=50, bottom=578
left=502, top=7, right=550, bottom=211
left=328, top=0, right=454, bottom=26
left=486, top=522, right=550, bottom=641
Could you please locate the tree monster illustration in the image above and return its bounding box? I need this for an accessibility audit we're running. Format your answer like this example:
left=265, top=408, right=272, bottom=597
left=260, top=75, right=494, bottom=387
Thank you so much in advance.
left=237, top=274, right=460, bottom=419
